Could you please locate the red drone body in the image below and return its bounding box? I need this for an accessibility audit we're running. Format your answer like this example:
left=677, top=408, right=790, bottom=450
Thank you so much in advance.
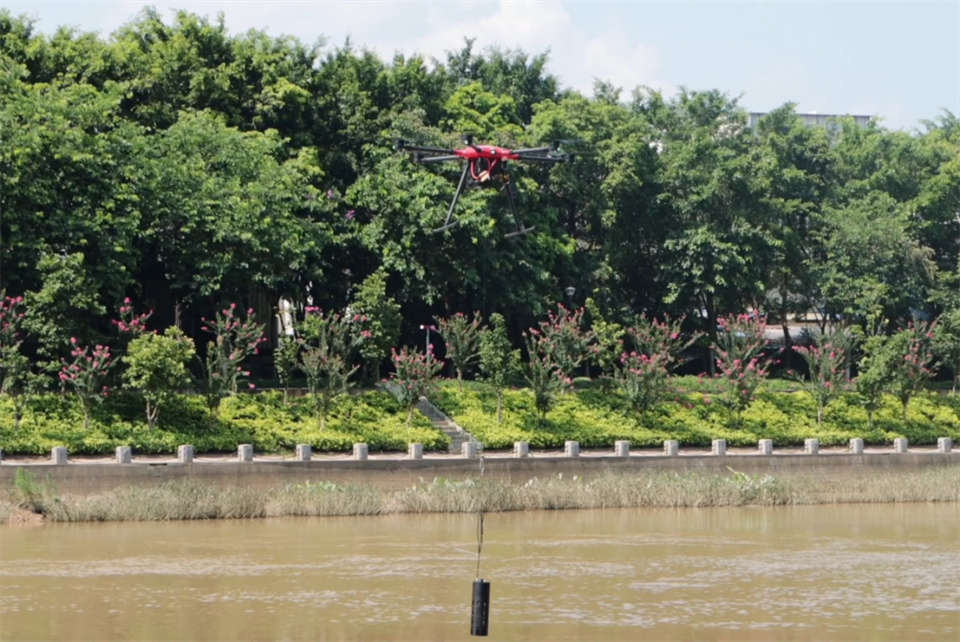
left=396, top=136, right=568, bottom=235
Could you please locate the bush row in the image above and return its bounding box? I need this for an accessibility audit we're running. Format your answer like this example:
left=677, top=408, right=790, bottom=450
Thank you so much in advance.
left=431, top=380, right=960, bottom=449
left=0, top=390, right=449, bottom=455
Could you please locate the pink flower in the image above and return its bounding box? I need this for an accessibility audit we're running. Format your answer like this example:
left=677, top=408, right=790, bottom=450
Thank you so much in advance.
left=248, top=383, right=256, bottom=390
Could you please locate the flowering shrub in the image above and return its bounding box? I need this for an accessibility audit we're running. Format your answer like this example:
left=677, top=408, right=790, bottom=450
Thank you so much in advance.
left=436, top=311, right=483, bottom=391
left=201, top=303, right=265, bottom=406
left=627, top=314, right=701, bottom=370
left=0, top=295, right=30, bottom=427
left=523, top=330, right=565, bottom=420
left=298, top=308, right=360, bottom=427
left=792, top=328, right=853, bottom=426
left=390, top=345, right=443, bottom=426
left=712, top=313, right=772, bottom=412
left=888, top=320, right=938, bottom=416
left=535, top=304, right=595, bottom=385
left=615, top=314, right=701, bottom=415
left=112, top=297, right=152, bottom=336
left=59, top=337, right=115, bottom=429
left=616, top=350, right=669, bottom=414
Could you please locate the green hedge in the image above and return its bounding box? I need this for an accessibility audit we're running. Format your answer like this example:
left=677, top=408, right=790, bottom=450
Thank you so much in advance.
left=432, top=380, right=960, bottom=449
left=0, top=390, right=449, bottom=455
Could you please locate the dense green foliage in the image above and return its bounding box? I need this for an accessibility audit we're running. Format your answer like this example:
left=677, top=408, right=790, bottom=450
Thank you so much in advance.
left=432, top=380, right=960, bottom=450
left=0, top=389, right=448, bottom=455
left=4, top=9, right=960, bottom=455
left=3, top=8, right=960, bottom=381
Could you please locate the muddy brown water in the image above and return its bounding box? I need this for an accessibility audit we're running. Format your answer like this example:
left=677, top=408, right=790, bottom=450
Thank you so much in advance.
left=1, top=503, right=959, bottom=640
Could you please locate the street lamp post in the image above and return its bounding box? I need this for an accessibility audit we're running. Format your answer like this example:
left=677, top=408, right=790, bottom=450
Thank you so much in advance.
left=564, top=285, right=576, bottom=307
left=419, top=324, right=436, bottom=360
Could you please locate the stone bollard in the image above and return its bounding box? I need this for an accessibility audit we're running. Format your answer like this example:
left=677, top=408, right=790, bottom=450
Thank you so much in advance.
left=564, top=440, right=580, bottom=457
left=514, top=441, right=529, bottom=458
left=894, top=437, right=909, bottom=454
left=711, top=439, right=726, bottom=456
left=116, top=446, right=132, bottom=464
left=849, top=438, right=864, bottom=455
left=51, top=446, right=67, bottom=465
left=614, top=440, right=630, bottom=457
left=295, top=444, right=312, bottom=461
left=462, top=441, right=478, bottom=459
left=758, top=439, right=773, bottom=455
left=352, top=443, right=368, bottom=461
left=663, top=440, right=679, bottom=457
left=938, top=437, right=953, bottom=453
left=237, top=444, right=253, bottom=462
left=804, top=438, right=819, bottom=455
left=178, top=444, right=195, bottom=464
left=408, top=443, right=423, bottom=460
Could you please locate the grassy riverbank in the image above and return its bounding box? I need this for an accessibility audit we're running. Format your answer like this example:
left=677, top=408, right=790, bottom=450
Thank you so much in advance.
left=4, top=466, right=960, bottom=524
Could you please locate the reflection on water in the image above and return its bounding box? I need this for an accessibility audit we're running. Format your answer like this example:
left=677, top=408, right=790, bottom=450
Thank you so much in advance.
left=1, top=503, right=959, bottom=640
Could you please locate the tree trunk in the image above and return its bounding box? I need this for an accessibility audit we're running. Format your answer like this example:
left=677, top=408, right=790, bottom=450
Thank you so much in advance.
left=496, top=390, right=503, bottom=424
left=146, top=400, right=158, bottom=431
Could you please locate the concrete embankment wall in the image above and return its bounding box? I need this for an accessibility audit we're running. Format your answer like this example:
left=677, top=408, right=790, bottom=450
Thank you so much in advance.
left=2, top=452, right=959, bottom=495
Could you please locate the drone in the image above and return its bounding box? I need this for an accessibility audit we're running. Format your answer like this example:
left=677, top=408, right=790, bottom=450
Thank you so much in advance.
left=396, top=135, right=570, bottom=237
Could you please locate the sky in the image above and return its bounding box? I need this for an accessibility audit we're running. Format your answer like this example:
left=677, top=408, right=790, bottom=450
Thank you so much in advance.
left=3, top=0, right=959, bottom=131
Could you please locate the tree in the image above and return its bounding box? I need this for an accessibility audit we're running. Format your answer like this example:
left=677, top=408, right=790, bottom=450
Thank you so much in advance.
left=933, top=308, right=960, bottom=394
left=350, top=269, right=401, bottom=382
left=23, top=253, right=107, bottom=382
left=123, top=327, right=196, bottom=430
left=436, top=311, right=483, bottom=391
left=813, top=192, right=934, bottom=325
left=655, top=90, right=771, bottom=363
left=477, top=313, right=520, bottom=423
left=134, top=110, right=328, bottom=313
left=585, top=298, right=625, bottom=387
left=751, top=105, right=831, bottom=353
left=523, top=330, right=563, bottom=421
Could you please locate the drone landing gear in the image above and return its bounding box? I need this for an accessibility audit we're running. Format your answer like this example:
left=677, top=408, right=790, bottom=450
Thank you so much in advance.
left=429, top=162, right=471, bottom=234
left=501, top=176, right=535, bottom=238
left=428, top=164, right=534, bottom=238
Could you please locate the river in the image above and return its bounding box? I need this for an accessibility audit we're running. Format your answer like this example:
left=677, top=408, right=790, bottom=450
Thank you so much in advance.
left=1, top=503, right=959, bottom=640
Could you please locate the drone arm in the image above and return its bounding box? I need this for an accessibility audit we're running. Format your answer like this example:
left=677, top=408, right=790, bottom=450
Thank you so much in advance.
left=400, top=144, right=456, bottom=155
left=510, top=146, right=554, bottom=154
left=413, top=154, right=462, bottom=163
left=513, top=153, right=567, bottom=163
